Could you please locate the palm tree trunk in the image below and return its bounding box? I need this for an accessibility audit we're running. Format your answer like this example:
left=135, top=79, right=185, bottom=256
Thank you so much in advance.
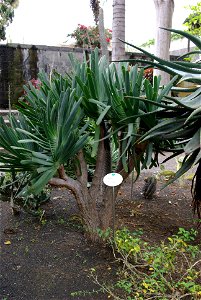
left=112, top=0, right=125, bottom=62
left=154, top=0, right=174, bottom=86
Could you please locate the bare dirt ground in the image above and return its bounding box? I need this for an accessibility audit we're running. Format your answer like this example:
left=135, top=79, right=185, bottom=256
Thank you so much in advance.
left=0, top=155, right=201, bottom=300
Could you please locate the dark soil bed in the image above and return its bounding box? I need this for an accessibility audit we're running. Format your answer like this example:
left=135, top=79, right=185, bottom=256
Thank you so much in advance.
left=1, top=157, right=201, bottom=300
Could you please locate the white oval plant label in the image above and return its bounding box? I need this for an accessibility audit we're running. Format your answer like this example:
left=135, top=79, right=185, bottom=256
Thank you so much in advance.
left=103, top=173, right=123, bottom=187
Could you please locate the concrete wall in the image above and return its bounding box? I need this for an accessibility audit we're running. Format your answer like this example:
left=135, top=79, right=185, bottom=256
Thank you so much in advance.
left=0, top=44, right=86, bottom=107
left=0, top=43, right=177, bottom=108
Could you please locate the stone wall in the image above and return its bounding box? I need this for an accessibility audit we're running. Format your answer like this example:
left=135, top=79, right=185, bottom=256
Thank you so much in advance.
left=0, top=43, right=177, bottom=108
left=0, top=44, right=86, bottom=107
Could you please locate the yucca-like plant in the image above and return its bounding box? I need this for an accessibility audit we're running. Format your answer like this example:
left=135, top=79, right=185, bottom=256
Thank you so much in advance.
left=0, top=49, right=179, bottom=240
left=121, top=29, right=201, bottom=218
left=0, top=72, right=89, bottom=195
left=69, top=49, right=176, bottom=175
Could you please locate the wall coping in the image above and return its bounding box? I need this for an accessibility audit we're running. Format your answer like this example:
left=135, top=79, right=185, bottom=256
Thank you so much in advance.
left=0, top=43, right=150, bottom=57
left=0, top=110, right=18, bottom=115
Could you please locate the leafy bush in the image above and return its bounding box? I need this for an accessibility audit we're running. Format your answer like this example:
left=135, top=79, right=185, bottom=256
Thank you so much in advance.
left=183, top=2, right=201, bottom=37
left=67, top=24, right=112, bottom=48
left=0, top=171, right=50, bottom=215
left=93, top=228, right=201, bottom=300
left=0, top=0, right=19, bottom=41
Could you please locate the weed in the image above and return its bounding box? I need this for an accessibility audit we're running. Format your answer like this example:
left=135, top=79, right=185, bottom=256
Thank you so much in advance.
left=17, top=236, right=24, bottom=241
left=24, top=246, right=29, bottom=254
left=66, top=215, right=84, bottom=231
left=97, top=227, right=112, bottom=241
left=74, top=251, right=87, bottom=264
left=57, top=218, right=65, bottom=225
left=40, top=219, right=47, bottom=226
left=30, top=239, right=36, bottom=243
left=70, top=287, right=104, bottom=298
left=38, top=209, right=47, bottom=225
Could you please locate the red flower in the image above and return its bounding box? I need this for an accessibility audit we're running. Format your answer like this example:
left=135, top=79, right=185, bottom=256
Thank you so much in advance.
left=79, top=24, right=87, bottom=30
left=106, top=37, right=110, bottom=43
left=30, top=78, right=41, bottom=89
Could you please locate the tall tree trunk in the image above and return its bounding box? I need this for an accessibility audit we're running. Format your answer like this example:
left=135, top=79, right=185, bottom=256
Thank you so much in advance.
left=90, top=1, right=109, bottom=62
left=154, top=0, right=174, bottom=86
left=112, top=0, right=125, bottom=62
left=98, top=7, right=110, bottom=63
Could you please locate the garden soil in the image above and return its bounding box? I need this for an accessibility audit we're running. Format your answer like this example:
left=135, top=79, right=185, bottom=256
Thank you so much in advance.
left=0, top=155, right=201, bottom=300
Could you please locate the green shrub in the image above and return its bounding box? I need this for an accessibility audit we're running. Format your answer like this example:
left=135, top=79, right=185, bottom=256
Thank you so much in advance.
left=0, top=171, right=50, bottom=215
left=94, top=228, right=201, bottom=300
left=67, top=24, right=112, bottom=48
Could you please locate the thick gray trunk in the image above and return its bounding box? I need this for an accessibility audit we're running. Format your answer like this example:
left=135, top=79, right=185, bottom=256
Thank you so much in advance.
left=49, top=171, right=101, bottom=242
left=112, top=0, right=125, bottom=62
left=49, top=137, right=148, bottom=242
left=49, top=174, right=118, bottom=242
left=154, top=0, right=174, bottom=86
left=49, top=125, right=114, bottom=242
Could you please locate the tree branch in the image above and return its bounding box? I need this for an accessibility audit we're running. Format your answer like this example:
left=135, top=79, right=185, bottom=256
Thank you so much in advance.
left=90, top=123, right=108, bottom=198
left=76, top=150, right=88, bottom=185
left=58, top=165, right=68, bottom=180
left=49, top=174, right=80, bottom=195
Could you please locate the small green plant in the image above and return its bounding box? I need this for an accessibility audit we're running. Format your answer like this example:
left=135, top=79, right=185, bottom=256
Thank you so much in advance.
left=0, top=171, right=50, bottom=215
left=157, top=159, right=195, bottom=186
left=97, top=227, right=112, bottom=241
left=40, top=215, right=47, bottom=226
left=70, top=288, right=104, bottom=298
left=57, top=218, right=65, bottom=225
left=23, top=191, right=50, bottom=215
left=92, top=228, right=201, bottom=300
left=157, top=164, right=176, bottom=181
left=24, top=245, right=29, bottom=254
left=114, top=228, right=145, bottom=258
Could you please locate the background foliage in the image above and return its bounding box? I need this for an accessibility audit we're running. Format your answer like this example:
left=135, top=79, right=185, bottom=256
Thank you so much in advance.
left=184, top=1, right=201, bottom=37
left=0, top=0, right=19, bottom=40
left=67, top=24, right=112, bottom=48
left=140, top=1, right=201, bottom=48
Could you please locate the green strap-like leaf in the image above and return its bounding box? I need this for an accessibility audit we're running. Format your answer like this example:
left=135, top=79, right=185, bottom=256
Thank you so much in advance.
left=184, top=128, right=201, bottom=155
left=162, top=150, right=199, bottom=188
